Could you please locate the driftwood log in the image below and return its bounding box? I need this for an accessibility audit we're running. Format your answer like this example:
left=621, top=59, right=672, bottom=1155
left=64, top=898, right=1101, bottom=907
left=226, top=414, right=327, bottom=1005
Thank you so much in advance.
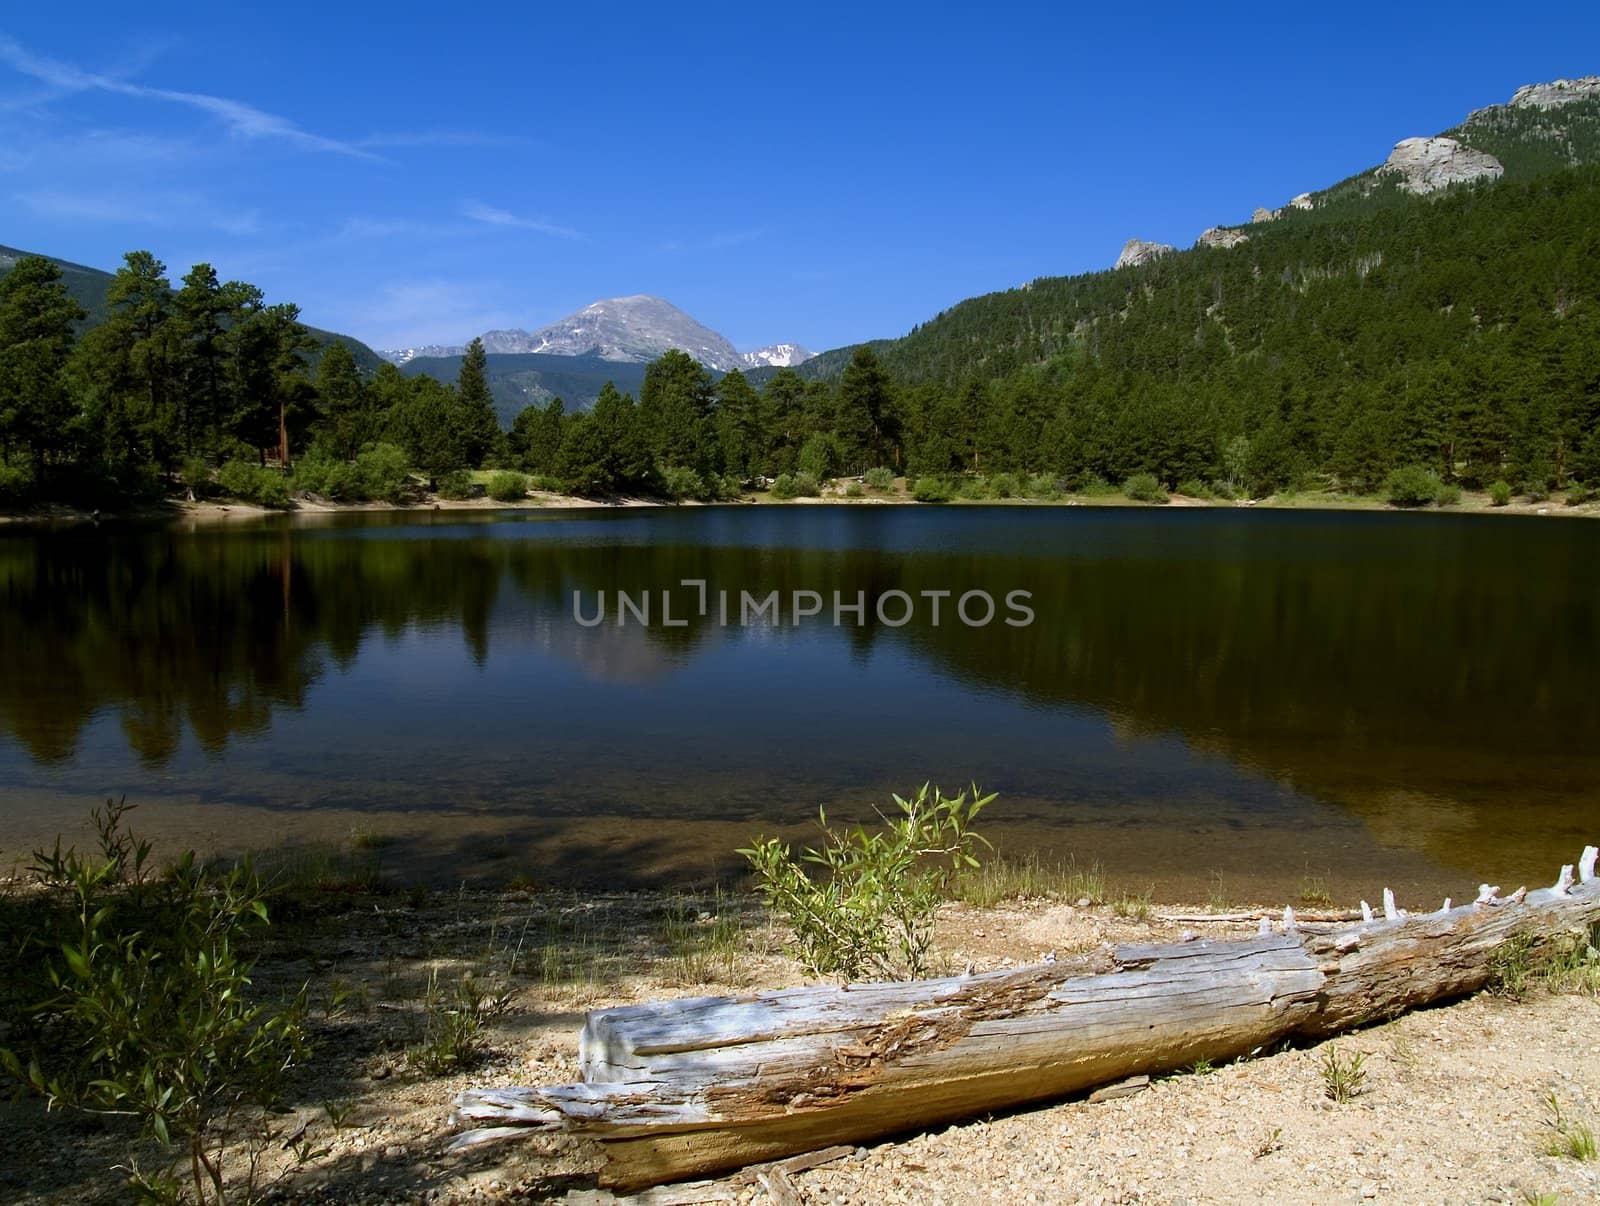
left=456, top=848, right=1600, bottom=1190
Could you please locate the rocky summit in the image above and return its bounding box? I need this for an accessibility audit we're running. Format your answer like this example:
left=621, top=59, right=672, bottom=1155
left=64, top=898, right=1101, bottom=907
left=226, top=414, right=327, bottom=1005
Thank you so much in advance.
left=1510, top=76, right=1600, bottom=109
left=1196, top=227, right=1249, bottom=250
left=1114, top=238, right=1175, bottom=270
left=1380, top=136, right=1505, bottom=195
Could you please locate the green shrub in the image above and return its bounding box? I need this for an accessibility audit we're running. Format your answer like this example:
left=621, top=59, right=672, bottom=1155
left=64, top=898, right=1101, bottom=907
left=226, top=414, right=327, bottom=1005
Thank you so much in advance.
left=660, top=465, right=705, bottom=501
left=1490, top=479, right=1513, bottom=507
left=1077, top=474, right=1118, bottom=497
left=529, top=474, right=566, bottom=493
left=292, top=453, right=363, bottom=501
left=989, top=472, right=1020, bottom=499
left=1123, top=473, right=1168, bottom=504
left=353, top=443, right=413, bottom=503
left=181, top=455, right=212, bottom=499
left=0, top=455, right=36, bottom=507
left=844, top=481, right=864, bottom=498
left=1434, top=481, right=1462, bottom=507
left=956, top=475, right=993, bottom=500
left=217, top=459, right=290, bottom=508
left=769, top=473, right=800, bottom=500
left=740, top=784, right=994, bottom=980
left=1384, top=464, right=1442, bottom=508
left=911, top=476, right=954, bottom=503
left=1025, top=473, right=1061, bottom=500
left=864, top=467, right=896, bottom=491
left=1567, top=483, right=1591, bottom=507
left=1210, top=479, right=1238, bottom=500
left=0, top=801, right=312, bottom=1203
left=1176, top=478, right=1213, bottom=500
left=436, top=469, right=478, bottom=500
left=486, top=471, right=528, bottom=502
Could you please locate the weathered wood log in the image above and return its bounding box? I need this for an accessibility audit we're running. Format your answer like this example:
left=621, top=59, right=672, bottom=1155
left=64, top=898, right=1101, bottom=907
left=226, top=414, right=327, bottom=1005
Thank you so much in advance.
left=456, top=848, right=1600, bottom=1190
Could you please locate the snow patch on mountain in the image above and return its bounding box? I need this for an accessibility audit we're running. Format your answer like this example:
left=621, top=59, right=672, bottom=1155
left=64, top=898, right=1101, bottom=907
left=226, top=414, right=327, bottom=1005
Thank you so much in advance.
left=742, top=343, right=815, bottom=368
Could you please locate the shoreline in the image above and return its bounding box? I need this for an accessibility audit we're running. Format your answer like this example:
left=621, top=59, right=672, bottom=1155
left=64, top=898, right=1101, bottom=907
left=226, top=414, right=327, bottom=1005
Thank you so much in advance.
left=2, top=482, right=1596, bottom=528
left=5, top=876, right=1597, bottom=1203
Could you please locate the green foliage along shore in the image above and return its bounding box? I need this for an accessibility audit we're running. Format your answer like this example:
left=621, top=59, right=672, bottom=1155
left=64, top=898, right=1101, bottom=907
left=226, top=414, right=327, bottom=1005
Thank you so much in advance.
left=4, top=146, right=1600, bottom=509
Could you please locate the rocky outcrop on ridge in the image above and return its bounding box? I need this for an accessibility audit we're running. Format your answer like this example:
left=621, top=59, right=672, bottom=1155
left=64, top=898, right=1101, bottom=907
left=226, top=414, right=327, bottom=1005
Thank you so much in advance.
left=1510, top=77, right=1600, bottom=109
left=1196, top=227, right=1249, bottom=250
left=1114, top=238, right=1175, bottom=269
left=1379, top=136, right=1504, bottom=194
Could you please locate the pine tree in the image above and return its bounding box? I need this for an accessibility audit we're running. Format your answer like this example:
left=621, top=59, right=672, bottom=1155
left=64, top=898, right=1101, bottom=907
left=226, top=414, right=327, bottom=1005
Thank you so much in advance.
left=314, top=341, right=371, bottom=460
left=456, top=338, right=501, bottom=467
left=0, top=256, right=85, bottom=471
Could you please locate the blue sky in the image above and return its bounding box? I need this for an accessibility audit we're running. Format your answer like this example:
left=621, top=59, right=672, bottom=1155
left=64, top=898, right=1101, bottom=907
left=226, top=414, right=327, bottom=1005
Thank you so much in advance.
left=2, top=4, right=1596, bottom=353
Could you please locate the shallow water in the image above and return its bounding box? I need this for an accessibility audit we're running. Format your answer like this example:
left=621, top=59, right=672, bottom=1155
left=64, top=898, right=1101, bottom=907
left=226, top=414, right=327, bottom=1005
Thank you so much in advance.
left=1, top=505, right=1596, bottom=900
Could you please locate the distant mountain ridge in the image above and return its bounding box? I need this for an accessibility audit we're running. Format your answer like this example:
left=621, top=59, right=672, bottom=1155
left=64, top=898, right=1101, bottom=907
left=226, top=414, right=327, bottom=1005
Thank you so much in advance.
left=380, top=294, right=812, bottom=373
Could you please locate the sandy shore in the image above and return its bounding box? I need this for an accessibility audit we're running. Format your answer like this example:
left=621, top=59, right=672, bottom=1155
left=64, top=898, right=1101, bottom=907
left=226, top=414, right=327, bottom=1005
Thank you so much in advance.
left=3, top=483, right=1596, bottom=528
left=3, top=880, right=1598, bottom=1204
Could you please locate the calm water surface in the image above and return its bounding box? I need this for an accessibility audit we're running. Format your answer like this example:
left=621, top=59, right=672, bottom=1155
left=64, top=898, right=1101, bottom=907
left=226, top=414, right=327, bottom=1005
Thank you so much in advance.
left=2, top=506, right=1596, bottom=900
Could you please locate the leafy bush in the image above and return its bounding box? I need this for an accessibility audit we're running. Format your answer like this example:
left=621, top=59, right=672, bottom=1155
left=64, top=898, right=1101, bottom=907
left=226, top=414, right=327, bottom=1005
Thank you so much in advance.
left=863, top=467, right=896, bottom=491
left=529, top=474, right=566, bottom=493
left=1210, top=478, right=1238, bottom=500
left=1123, top=473, right=1168, bottom=504
left=1025, top=474, right=1061, bottom=500
left=740, top=784, right=995, bottom=980
left=1489, top=479, right=1513, bottom=507
left=660, top=465, right=705, bottom=502
left=1567, top=483, right=1592, bottom=507
left=436, top=468, right=479, bottom=500
left=1176, top=478, right=1213, bottom=500
left=0, top=454, right=37, bottom=507
left=844, top=481, right=864, bottom=498
left=1434, top=481, right=1462, bottom=507
left=1384, top=464, right=1442, bottom=508
left=0, top=801, right=311, bottom=1203
left=770, top=472, right=819, bottom=500
left=291, top=453, right=357, bottom=501
left=353, top=443, right=413, bottom=503
left=487, top=470, right=528, bottom=502
left=911, top=476, right=954, bottom=503
left=1076, top=474, right=1118, bottom=497
left=217, top=459, right=290, bottom=508
left=989, top=472, right=1019, bottom=499
left=956, top=475, right=993, bottom=500
left=181, top=455, right=213, bottom=499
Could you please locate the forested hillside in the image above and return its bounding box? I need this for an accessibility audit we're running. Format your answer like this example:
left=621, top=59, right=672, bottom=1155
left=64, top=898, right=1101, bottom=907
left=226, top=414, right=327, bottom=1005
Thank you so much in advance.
left=0, top=244, right=384, bottom=372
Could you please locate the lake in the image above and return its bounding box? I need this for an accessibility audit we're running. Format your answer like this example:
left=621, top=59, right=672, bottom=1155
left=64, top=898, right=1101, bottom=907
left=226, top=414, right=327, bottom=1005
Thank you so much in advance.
left=2, top=504, right=1596, bottom=905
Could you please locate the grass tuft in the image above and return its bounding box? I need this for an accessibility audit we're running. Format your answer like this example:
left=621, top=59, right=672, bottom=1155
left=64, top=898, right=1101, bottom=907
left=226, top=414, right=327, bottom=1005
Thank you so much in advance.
left=1320, top=1044, right=1367, bottom=1103
left=953, top=853, right=1105, bottom=907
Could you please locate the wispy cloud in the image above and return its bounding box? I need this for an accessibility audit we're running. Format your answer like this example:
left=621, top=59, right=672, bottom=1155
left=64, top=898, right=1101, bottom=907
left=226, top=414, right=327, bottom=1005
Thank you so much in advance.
left=358, top=130, right=530, bottom=150
left=0, top=34, right=377, bottom=159
left=15, top=188, right=261, bottom=235
left=460, top=201, right=579, bottom=239
left=659, top=227, right=767, bottom=254
left=340, top=278, right=526, bottom=349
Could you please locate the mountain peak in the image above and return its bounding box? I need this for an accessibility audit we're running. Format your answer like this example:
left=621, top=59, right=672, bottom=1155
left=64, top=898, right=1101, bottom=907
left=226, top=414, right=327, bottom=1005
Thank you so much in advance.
left=461, top=296, right=811, bottom=372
